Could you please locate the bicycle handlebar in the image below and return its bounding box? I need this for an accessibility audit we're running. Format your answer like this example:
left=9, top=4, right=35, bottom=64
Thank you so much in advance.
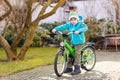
left=55, top=31, right=74, bottom=35
left=54, top=31, right=81, bottom=38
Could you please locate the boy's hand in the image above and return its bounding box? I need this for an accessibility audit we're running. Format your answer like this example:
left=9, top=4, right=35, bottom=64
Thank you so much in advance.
left=52, top=29, right=57, bottom=33
left=74, top=31, right=80, bottom=34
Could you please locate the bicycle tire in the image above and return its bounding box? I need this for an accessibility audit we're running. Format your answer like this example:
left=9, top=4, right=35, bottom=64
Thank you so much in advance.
left=81, top=46, right=96, bottom=71
left=54, top=51, right=67, bottom=77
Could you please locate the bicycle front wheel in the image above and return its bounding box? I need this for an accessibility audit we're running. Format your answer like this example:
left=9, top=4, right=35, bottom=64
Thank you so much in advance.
left=54, top=51, right=67, bottom=77
left=81, top=46, right=96, bottom=71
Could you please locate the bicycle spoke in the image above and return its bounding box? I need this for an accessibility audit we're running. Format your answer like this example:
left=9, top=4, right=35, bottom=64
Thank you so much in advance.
left=81, top=47, right=96, bottom=71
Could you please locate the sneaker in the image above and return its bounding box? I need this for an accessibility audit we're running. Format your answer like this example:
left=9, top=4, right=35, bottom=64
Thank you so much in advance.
left=64, top=68, right=73, bottom=73
left=71, top=65, right=81, bottom=75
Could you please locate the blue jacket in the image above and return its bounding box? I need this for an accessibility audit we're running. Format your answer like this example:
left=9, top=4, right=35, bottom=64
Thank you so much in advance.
left=79, top=16, right=84, bottom=23
left=55, top=21, right=88, bottom=45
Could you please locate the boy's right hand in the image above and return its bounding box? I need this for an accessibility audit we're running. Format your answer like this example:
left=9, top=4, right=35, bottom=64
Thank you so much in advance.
left=52, top=29, right=57, bottom=33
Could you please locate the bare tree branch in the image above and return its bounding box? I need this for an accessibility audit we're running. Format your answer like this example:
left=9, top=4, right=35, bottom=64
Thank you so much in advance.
left=0, top=0, right=12, bottom=21
left=31, top=1, right=43, bottom=13
left=11, top=0, right=34, bottom=52
left=112, top=0, right=120, bottom=20
left=39, top=0, right=55, bottom=15
left=34, top=0, right=65, bottom=22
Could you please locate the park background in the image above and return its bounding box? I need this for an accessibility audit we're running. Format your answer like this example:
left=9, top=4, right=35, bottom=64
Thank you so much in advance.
left=0, top=0, right=120, bottom=77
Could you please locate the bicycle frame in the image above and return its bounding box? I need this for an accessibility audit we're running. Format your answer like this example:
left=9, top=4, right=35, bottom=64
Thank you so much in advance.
left=64, top=39, right=75, bottom=58
left=63, top=38, right=95, bottom=63
left=57, top=31, right=95, bottom=63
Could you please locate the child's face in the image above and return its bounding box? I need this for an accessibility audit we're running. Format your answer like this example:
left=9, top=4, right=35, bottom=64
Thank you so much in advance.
left=70, top=17, right=78, bottom=25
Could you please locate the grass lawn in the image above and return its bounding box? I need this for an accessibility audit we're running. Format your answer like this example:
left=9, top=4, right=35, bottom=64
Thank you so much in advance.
left=0, top=47, right=59, bottom=77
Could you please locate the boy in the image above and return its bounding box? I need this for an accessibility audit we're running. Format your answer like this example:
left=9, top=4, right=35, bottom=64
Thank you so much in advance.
left=69, top=6, right=84, bottom=23
left=52, top=12, right=88, bottom=75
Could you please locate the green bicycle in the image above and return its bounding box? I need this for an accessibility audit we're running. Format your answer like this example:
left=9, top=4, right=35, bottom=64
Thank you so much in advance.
left=54, top=31, right=96, bottom=77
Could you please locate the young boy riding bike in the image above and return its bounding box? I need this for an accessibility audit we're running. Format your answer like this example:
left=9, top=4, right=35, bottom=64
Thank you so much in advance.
left=52, top=12, right=88, bottom=75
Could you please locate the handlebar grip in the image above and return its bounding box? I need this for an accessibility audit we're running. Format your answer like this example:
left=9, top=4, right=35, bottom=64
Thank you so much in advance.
left=55, top=31, right=59, bottom=34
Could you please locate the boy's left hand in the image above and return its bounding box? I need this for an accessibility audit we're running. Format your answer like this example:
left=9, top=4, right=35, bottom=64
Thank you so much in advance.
left=74, top=31, right=80, bottom=34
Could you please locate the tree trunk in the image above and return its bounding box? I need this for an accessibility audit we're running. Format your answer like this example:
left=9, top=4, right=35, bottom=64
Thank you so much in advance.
left=18, top=21, right=39, bottom=60
left=0, top=35, right=16, bottom=61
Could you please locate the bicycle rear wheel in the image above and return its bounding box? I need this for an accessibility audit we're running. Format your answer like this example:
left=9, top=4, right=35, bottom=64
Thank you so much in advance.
left=81, top=46, right=96, bottom=71
left=54, top=51, right=67, bottom=77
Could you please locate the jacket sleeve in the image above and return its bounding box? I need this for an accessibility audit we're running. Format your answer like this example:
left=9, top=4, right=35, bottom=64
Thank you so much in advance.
left=55, top=23, right=69, bottom=31
left=78, top=24, right=88, bottom=32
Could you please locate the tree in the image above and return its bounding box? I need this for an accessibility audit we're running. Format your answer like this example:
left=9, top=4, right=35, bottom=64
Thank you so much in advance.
left=82, top=0, right=99, bottom=41
left=0, top=0, right=65, bottom=61
left=100, top=0, right=120, bottom=33
left=83, top=0, right=99, bottom=21
left=113, top=0, right=120, bottom=20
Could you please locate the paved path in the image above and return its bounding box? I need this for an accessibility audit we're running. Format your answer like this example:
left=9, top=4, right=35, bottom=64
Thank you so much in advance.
left=0, top=51, right=120, bottom=80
